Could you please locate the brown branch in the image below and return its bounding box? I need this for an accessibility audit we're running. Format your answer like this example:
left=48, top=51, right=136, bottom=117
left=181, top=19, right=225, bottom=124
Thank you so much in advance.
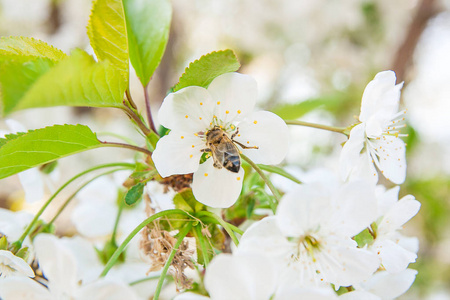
left=391, top=0, right=440, bottom=83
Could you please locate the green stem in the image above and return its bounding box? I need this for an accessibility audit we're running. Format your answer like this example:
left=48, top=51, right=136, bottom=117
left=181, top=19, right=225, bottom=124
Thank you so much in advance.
left=125, top=89, right=138, bottom=110
left=100, top=209, right=191, bottom=277
left=154, top=223, right=193, bottom=300
left=130, top=274, right=170, bottom=286
left=240, top=154, right=280, bottom=213
left=97, top=131, right=137, bottom=146
left=195, top=211, right=240, bottom=246
left=15, top=163, right=135, bottom=246
left=121, top=104, right=152, bottom=137
left=111, top=195, right=126, bottom=245
left=47, top=168, right=129, bottom=226
left=285, top=120, right=347, bottom=135
left=194, top=224, right=210, bottom=266
left=143, top=84, right=158, bottom=134
left=99, top=141, right=152, bottom=156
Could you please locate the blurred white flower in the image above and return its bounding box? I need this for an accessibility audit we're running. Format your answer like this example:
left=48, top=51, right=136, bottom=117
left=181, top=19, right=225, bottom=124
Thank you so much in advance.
left=238, top=181, right=379, bottom=288
left=71, top=175, right=146, bottom=240
left=0, top=234, right=139, bottom=300
left=0, top=208, right=33, bottom=242
left=174, top=253, right=337, bottom=300
left=1, top=119, right=59, bottom=203
left=370, top=186, right=420, bottom=273
left=340, top=269, right=418, bottom=300
left=0, top=250, right=34, bottom=278
left=153, top=72, right=289, bottom=208
left=340, top=71, right=407, bottom=185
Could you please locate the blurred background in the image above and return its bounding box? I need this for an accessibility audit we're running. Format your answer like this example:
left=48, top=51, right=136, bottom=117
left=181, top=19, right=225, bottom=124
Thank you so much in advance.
left=0, top=0, right=449, bottom=298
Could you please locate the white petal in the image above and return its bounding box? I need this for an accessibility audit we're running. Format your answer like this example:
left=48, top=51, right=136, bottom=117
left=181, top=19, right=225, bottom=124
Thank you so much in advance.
left=276, top=286, right=338, bottom=300
left=192, top=159, right=244, bottom=208
left=276, top=184, right=331, bottom=237
left=77, top=176, right=117, bottom=203
left=158, top=86, right=214, bottom=133
left=205, top=254, right=277, bottom=300
left=152, top=131, right=204, bottom=178
left=0, top=276, right=50, bottom=300
left=361, top=269, right=418, bottom=299
left=359, top=71, right=402, bottom=123
left=321, top=246, right=379, bottom=287
left=34, top=234, right=78, bottom=295
left=373, top=239, right=417, bottom=273
left=379, top=196, right=420, bottom=234
left=397, top=235, right=419, bottom=254
left=174, top=293, right=210, bottom=300
left=60, top=236, right=103, bottom=283
left=5, top=119, right=27, bottom=132
left=234, top=111, right=289, bottom=164
left=72, top=202, right=117, bottom=238
left=328, top=181, right=378, bottom=237
left=237, top=216, right=292, bottom=259
left=18, top=168, right=44, bottom=203
left=376, top=186, right=400, bottom=217
left=0, top=250, right=34, bottom=278
left=370, top=136, right=406, bottom=184
left=339, top=124, right=367, bottom=181
left=339, top=291, right=380, bottom=300
left=77, top=279, right=139, bottom=300
left=207, top=72, right=257, bottom=122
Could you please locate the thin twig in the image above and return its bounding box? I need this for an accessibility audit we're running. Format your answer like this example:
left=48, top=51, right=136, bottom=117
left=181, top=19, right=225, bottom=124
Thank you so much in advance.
left=285, top=120, right=347, bottom=135
left=100, top=141, right=152, bottom=156
left=144, top=84, right=158, bottom=134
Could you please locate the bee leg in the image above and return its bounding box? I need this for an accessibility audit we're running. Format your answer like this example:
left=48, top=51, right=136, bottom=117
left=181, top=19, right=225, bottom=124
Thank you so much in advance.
left=200, top=148, right=211, bottom=153
left=233, top=140, right=259, bottom=150
left=230, top=128, right=240, bottom=140
left=213, top=161, right=223, bottom=169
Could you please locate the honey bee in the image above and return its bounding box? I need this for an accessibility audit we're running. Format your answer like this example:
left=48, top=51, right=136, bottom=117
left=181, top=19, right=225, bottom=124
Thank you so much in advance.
left=202, top=126, right=258, bottom=173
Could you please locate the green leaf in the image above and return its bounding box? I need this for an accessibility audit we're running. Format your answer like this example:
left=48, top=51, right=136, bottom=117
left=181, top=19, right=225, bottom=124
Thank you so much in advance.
left=123, top=0, right=172, bottom=86
left=87, top=0, right=129, bottom=80
left=354, top=228, right=374, bottom=247
left=173, top=188, right=205, bottom=213
left=0, top=36, right=66, bottom=61
left=125, top=182, right=145, bottom=206
left=0, top=124, right=102, bottom=179
left=173, top=50, right=240, bottom=92
left=0, top=56, right=56, bottom=115
left=10, top=49, right=126, bottom=113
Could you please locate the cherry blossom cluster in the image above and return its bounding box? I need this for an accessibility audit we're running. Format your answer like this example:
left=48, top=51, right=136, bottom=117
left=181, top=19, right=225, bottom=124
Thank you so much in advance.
left=0, top=71, right=419, bottom=299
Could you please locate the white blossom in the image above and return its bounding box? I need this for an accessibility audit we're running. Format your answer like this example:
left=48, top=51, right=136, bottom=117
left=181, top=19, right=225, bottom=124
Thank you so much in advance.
left=152, top=72, right=289, bottom=208
left=0, top=250, right=34, bottom=278
left=340, top=71, right=407, bottom=185
left=0, top=234, right=139, bottom=300
left=370, top=186, right=420, bottom=273
left=174, top=253, right=337, bottom=300
left=71, top=175, right=146, bottom=240
left=238, top=181, right=380, bottom=288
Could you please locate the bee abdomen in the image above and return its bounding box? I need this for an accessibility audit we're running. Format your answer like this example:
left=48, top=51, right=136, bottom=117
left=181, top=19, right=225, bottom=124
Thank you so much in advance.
left=224, top=155, right=240, bottom=173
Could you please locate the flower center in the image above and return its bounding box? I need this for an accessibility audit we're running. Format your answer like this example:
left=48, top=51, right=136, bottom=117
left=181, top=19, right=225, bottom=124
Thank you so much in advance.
left=289, top=233, right=322, bottom=262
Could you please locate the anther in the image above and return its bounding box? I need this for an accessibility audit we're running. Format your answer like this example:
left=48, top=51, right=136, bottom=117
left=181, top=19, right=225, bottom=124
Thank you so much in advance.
left=226, top=110, right=229, bottom=114
left=237, top=110, right=241, bottom=114
left=217, top=101, right=221, bottom=105
left=204, top=173, right=208, bottom=177
left=185, top=115, right=188, bottom=118
left=253, top=120, right=258, bottom=124
left=181, top=136, right=184, bottom=139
